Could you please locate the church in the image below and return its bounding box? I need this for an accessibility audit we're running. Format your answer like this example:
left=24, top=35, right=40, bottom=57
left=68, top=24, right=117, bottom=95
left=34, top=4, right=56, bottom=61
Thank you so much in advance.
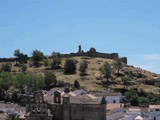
left=25, top=89, right=106, bottom=120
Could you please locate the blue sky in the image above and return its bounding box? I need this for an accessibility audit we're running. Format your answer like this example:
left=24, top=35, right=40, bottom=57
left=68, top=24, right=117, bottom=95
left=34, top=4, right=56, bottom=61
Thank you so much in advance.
left=0, top=0, right=160, bottom=73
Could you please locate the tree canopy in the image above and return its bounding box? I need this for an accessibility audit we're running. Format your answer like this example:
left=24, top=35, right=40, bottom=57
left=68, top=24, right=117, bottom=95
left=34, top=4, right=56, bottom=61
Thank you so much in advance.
left=64, top=59, right=77, bottom=74
left=113, top=58, right=123, bottom=74
left=79, top=61, right=88, bottom=76
left=44, top=72, right=57, bottom=87
left=32, top=50, right=44, bottom=65
left=100, top=62, right=111, bottom=82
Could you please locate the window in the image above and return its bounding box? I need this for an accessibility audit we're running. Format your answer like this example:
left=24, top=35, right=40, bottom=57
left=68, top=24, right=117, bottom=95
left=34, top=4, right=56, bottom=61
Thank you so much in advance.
left=113, top=99, right=116, bottom=103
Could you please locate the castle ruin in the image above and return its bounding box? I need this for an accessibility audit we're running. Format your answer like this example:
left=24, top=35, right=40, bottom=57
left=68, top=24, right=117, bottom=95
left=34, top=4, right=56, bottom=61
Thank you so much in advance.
left=70, top=45, right=127, bottom=64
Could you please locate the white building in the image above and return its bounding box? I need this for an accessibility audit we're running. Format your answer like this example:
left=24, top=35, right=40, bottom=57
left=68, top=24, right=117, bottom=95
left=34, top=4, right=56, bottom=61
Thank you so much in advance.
left=91, top=91, right=122, bottom=103
left=149, top=105, right=160, bottom=120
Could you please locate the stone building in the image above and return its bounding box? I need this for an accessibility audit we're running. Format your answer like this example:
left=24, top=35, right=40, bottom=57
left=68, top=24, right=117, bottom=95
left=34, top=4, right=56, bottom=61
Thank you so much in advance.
left=70, top=45, right=127, bottom=64
left=25, top=91, right=53, bottom=120
left=25, top=90, right=106, bottom=120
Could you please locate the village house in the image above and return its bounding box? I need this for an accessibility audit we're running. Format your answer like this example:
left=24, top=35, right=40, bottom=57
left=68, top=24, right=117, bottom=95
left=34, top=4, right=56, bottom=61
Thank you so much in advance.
left=91, top=90, right=123, bottom=103
left=149, top=105, right=160, bottom=120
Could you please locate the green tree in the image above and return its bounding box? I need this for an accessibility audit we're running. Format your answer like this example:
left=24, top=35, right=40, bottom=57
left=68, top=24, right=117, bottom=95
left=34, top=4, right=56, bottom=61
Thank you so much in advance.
left=51, top=57, right=61, bottom=69
left=100, top=62, right=111, bottom=82
left=74, top=80, right=80, bottom=89
left=0, top=71, right=14, bottom=90
left=51, top=51, right=61, bottom=58
left=32, top=50, right=44, bottom=65
left=43, top=59, right=49, bottom=67
left=14, top=49, right=20, bottom=64
left=125, top=89, right=139, bottom=106
left=1, top=63, right=12, bottom=72
left=15, top=73, right=45, bottom=92
left=64, top=59, right=77, bottom=74
left=18, top=53, right=28, bottom=64
left=79, top=61, right=88, bottom=76
left=121, top=76, right=132, bottom=89
left=138, top=97, right=149, bottom=107
left=44, top=72, right=57, bottom=87
left=14, top=49, right=28, bottom=64
left=113, top=58, right=122, bottom=74
left=5, top=112, right=20, bottom=120
left=28, top=74, right=45, bottom=91
left=15, top=73, right=27, bottom=91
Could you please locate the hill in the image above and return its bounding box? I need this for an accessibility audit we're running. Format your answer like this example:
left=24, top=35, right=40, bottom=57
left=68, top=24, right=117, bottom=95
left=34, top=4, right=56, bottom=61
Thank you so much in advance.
left=1, top=56, right=160, bottom=94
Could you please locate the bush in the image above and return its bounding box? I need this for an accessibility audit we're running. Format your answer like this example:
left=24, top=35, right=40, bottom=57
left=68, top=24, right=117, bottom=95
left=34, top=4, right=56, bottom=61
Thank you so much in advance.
left=43, top=59, right=49, bottom=67
left=74, top=80, right=80, bottom=89
left=51, top=58, right=61, bottom=69
left=21, top=64, right=27, bottom=73
left=1, top=63, right=12, bottom=72
left=44, top=72, right=57, bottom=87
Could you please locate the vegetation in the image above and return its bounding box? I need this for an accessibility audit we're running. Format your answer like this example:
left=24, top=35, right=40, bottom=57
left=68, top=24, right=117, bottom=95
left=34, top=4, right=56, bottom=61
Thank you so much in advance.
left=74, top=80, right=80, bottom=89
left=0, top=71, right=14, bottom=90
left=1, top=63, right=12, bottom=72
left=21, top=64, right=27, bottom=73
left=15, top=73, right=45, bottom=92
left=0, top=51, right=160, bottom=107
left=79, top=61, right=88, bottom=76
left=32, top=50, right=44, bottom=65
left=121, top=76, right=132, bottom=88
left=124, top=88, right=160, bottom=107
left=43, top=59, right=49, bottom=67
left=100, top=62, right=111, bottom=82
left=113, top=58, right=122, bottom=74
left=51, top=57, right=61, bottom=69
left=44, top=72, right=57, bottom=88
left=14, top=49, right=20, bottom=64
left=14, top=49, right=28, bottom=64
left=51, top=51, right=61, bottom=58
left=64, top=59, right=77, bottom=74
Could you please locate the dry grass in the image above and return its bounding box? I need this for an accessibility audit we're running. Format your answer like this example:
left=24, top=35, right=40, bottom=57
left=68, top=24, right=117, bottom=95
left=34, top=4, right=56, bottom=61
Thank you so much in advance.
left=0, top=56, right=160, bottom=93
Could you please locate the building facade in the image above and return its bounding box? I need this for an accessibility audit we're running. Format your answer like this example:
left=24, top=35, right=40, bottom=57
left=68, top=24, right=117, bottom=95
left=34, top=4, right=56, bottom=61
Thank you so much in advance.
left=25, top=90, right=106, bottom=120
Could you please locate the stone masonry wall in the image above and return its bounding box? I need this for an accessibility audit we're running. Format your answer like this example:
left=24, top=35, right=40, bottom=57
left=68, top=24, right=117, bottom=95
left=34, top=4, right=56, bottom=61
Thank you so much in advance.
left=70, top=104, right=106, bottom=120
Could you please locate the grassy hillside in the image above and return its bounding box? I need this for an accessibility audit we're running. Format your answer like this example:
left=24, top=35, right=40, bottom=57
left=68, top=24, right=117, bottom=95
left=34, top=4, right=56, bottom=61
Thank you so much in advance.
left=0, top=56, right=160, bottom=94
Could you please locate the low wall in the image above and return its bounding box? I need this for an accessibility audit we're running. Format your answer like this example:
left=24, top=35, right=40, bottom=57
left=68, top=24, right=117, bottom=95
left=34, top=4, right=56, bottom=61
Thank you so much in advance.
left=70, top=52, right=118, bottom=60
left=0, top=58, right=16, bottom=62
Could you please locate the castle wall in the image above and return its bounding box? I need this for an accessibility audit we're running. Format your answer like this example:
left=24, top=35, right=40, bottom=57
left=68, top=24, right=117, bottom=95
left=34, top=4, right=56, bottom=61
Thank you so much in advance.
left=120, top=57, right=127, bottom=64
left=81, top=104, right=106, bottom=120
left=50, top=103, right=106, bottom=120
left=70, top=104, right=106, bottom=120
left=70, top=104, right=83, bottom=120
left=70, top=52, right=118, bottom=60
left=50, top=104, right=63, bottom=120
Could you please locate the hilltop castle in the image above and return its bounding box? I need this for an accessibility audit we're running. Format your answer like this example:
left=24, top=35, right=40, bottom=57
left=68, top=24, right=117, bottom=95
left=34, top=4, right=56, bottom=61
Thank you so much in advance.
left=70, top=45, right=127, bottom=64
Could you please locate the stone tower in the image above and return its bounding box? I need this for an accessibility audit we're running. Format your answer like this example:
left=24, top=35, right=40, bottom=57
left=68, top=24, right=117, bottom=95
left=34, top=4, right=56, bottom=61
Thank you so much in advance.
left=78, top=45, right=82, bottom=53
left=63, top=94, right=70, bottom=120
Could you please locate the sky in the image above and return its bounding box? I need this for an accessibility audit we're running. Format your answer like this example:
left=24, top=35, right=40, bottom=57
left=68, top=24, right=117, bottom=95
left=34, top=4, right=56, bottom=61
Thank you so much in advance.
left=0, top=0, right=160, bottom=73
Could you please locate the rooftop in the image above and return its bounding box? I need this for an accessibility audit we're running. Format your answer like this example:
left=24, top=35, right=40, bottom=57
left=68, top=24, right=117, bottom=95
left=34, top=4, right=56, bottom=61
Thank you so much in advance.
left=149, top=105, right=160, bottom=109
